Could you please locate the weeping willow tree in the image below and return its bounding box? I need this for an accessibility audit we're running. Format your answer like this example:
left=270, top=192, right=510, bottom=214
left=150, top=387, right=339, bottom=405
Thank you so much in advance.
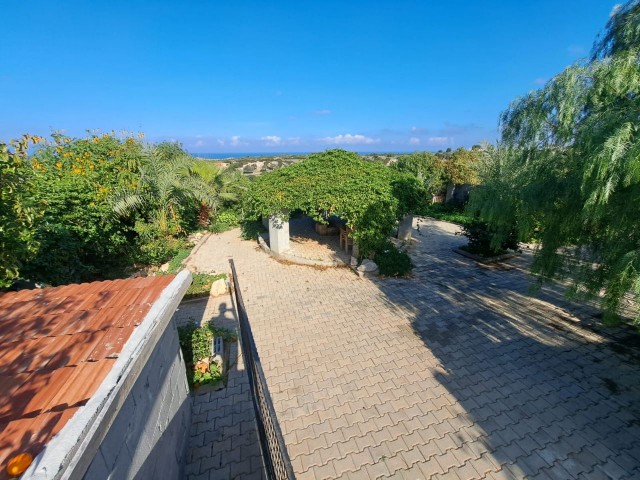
left=469, top=1, right=640, bottom=323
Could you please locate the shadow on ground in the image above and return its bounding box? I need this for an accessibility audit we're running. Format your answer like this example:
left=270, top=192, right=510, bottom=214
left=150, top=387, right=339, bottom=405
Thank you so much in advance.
left=371, top=220, right=640, bottom=478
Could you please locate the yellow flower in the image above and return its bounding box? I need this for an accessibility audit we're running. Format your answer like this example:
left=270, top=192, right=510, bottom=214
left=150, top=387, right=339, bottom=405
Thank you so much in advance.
left=73, top=168, right=81, bottom=174
left=55, top=162, right=62, bottom=169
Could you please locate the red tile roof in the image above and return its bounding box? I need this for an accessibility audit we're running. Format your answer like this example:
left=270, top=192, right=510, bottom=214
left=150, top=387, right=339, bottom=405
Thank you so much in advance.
left=0, top=275, right=176, bottom=478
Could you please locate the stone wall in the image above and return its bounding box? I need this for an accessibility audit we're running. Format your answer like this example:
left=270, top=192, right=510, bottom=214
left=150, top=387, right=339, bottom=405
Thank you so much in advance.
left=82, top=319, right=191, bottom=479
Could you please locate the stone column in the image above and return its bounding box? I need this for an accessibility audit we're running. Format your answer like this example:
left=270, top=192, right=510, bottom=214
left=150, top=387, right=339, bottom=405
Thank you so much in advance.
left=398, top=214, right=414, bottom=242
left=350, top=242, right=359, bottom=266
left=268, top=212, right=290, bottom=254
left=445, top=183, right=455, bottom=203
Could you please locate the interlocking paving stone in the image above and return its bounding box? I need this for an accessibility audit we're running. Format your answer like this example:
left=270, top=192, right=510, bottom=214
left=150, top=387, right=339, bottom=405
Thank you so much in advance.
left=185, top=220, right=640, bottom=479
left=177, top=294, right=265, bottom=479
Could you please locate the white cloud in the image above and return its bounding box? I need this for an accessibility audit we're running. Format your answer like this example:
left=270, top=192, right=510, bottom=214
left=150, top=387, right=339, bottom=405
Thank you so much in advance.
left=322, top=133, right=379, bottom=145
left=427, top=136, right=450, bottom=146
left=611, top=3, right=622, bottom=16
left=534, top=77, right=546, bottom=85
left=261, top=135, right=282, bottom=146
left=287, top=137, right=301, bottom=145
left=314, top=109, right=331, bottom=116
left=411, top=126, right=426, bottom=133
left=230, top=135, right=242, bottom=146
left=409, top=137, right=420, bottom=145
left=216, top=139, right=225, bottom=146
left=194, top=139, right=205, bottom=147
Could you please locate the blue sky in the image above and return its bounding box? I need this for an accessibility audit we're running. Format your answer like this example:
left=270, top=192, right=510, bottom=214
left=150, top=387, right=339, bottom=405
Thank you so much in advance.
left=1, top=1, right=618, bottom=153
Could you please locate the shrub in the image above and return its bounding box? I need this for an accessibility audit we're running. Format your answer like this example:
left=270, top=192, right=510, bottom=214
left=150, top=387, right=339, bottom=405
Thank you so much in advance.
left=461, top=219, right=519, bottom=256
left=209, top=210, right=240, bottom=233
left=375, top=242, right=413, bottom=277
left=0, top=136, right=41, bottom=287
left=136, top=232, right=187, bottom=266
left=418, top=202, right=472, bottom=226
left=178, top=322, right=213, bottom=365
left=240, top=219, right=266, bottom=240
left=177, top=321, right=237, bottom=388
left=23, top=132, right=145, bottom=284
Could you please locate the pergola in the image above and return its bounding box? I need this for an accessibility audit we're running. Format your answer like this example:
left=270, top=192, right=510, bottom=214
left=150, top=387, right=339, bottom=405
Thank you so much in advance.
left=245, top=149, right=423, bottom=257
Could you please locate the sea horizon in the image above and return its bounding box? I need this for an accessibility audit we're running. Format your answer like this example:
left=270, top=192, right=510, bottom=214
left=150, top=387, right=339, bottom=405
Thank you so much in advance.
left=193, top=151, right=413, bottom=160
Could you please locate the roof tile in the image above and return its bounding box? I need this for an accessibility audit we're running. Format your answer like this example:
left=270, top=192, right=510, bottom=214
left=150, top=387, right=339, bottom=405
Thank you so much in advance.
left=0, top=275, right=176, bottom=474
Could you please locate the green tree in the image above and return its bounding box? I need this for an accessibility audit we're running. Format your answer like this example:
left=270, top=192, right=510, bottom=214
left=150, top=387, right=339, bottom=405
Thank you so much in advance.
left=112, top=142, right=195, bottom=235
left=187, top=160, right=247, bottom=227
left=470, top=1, right=640, bottom=323
left=445, top=147, right=482, bottom=186
left=25, top=132, right=144, bottom=284
left=0, top=136, right=42, bottom=286
left=392, top=152, right=446, bottom=195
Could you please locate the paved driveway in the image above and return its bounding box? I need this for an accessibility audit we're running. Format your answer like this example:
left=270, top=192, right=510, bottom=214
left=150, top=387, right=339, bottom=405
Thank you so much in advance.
left=188, top=219, right=640, bottom=479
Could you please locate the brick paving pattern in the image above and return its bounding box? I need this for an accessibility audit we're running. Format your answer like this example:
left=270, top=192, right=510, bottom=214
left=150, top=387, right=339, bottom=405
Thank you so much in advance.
left=186, top=219, right=640, bottom=479
left=285, top=217, right=351, bottom=264
left=175, top=295, right=266, bottom=480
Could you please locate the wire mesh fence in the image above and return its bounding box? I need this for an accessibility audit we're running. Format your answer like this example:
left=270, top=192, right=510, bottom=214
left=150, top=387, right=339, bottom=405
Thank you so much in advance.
left=229, top=259, right=295, bottom=480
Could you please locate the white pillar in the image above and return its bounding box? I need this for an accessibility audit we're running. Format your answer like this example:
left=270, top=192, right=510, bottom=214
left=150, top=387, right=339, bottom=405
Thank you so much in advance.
left=350, top=242, right=359, bottom=266
left=268, top=213, right=290, bottom=254
left=398, top=214, right=414, bottom=242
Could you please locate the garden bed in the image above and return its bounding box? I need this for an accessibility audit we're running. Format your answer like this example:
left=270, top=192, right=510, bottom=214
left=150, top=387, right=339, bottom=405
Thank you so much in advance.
left=177, top=321, right=237, bottom=390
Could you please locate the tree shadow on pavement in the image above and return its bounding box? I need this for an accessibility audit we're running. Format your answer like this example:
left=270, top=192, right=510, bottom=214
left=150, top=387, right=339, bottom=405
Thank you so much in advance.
left=372, top=219, right=640, bottom=479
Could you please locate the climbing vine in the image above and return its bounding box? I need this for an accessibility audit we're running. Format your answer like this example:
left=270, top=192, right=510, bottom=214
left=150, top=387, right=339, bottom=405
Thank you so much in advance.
left=244, top=149, right=425, bottom=254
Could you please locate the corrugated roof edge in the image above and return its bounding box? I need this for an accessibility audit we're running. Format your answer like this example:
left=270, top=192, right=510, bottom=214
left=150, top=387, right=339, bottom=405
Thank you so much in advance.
left=22, top=270, right=193, bottom=480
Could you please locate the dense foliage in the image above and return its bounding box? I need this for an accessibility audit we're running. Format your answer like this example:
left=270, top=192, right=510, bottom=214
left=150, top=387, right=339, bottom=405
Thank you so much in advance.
left=0, top=136, right=42, bottom=287
left=375, top=242, right=413, bottom=277
left=25, top=133, right=145, bottom=284
left=419, top=203, right=472, bottom=226
left=244, top=149, right=425, bottom=254
left=177, top=322, right=236, bottom=388
left=392, top=152, right=446, bottom=195
left=0, top=132, right=244, bottom=286
left=393, top=148, right=483, bottom=197
left=442, top=147, right=482, bottom=186
left=469, top=1, right=640, bottom=322
left=461, top=218, right=519, bottom=257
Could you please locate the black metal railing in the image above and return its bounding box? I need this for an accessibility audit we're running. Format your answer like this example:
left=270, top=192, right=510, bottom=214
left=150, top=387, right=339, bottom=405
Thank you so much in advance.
left=228, top=259, right=295, bottom=480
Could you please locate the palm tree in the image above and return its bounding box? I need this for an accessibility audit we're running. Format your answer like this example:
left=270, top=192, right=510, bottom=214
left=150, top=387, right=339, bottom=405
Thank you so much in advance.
left=112, top=143, right=194, bottom=235
left=186, top=161, right=247, bottom=227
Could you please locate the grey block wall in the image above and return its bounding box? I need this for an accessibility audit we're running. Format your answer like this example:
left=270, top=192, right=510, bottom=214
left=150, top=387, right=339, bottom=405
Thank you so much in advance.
left=83, top=319, right=192, bottom=480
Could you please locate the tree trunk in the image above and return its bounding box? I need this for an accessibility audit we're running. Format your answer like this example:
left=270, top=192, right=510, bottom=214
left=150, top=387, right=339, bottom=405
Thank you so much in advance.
left=198, top=203, right=210, bottom=227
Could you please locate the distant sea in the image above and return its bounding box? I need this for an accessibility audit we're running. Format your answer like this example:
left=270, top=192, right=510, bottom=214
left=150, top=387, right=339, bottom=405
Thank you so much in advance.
left=194, top=151, right=406, bottom=160
left=195, top=152, right=308, bottom=160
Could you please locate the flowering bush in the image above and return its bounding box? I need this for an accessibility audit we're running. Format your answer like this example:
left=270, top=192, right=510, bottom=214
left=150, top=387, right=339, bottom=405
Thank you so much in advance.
left=23, top=132, right=144, bottom=284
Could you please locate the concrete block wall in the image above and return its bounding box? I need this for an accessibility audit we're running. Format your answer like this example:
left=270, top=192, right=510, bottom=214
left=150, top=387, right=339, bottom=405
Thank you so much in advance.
left=83, top=319, right=192, bottom=480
